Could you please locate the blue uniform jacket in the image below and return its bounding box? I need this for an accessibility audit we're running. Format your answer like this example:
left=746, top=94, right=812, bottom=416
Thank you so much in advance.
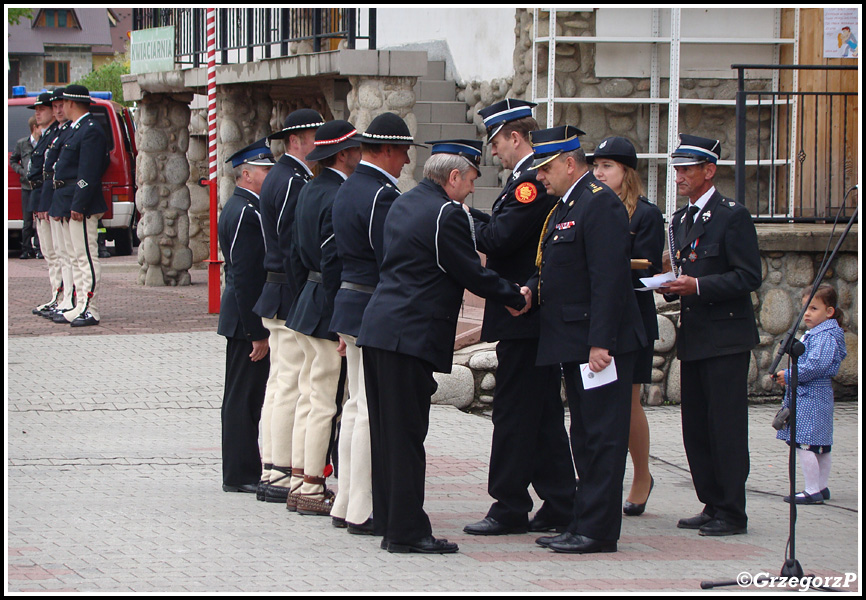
left=469, top=154, right=557, bottom=342
left=630, top=196, right=665, bottom=341
left=329, top=163, right=401, bottom=337
left=253, top=153, right=311, bottom=320
left=667, top=190, right=761, bottom=361
left=27, top=121, right=57, bottom=212
left=527, top=173, right=646, bottom=366
left=51, top=113, right=109, bottom=218
left=357, top=178, right=526, bottom=374
left=41, top=121, right=73, bottom=215
left=287, top=168, right=346, bottom=341
left=217, top=187, right=269, bottom=342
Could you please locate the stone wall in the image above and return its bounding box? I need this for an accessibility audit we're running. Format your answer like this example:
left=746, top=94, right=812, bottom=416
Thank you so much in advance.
left=440, top=244, right=858, bottom=413
left=458, top=9, right=776, bottom=207
left=135, top=92, right=194, bottom=286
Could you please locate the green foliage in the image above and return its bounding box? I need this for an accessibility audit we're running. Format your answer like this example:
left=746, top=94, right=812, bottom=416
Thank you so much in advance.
left=73, top=56, right=133, bottom=107
left=8, top=8, right=33, bottom=25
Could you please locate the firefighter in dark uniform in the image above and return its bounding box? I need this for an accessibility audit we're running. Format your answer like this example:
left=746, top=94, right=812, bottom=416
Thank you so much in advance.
left=659, top=134, right=761, bottom=537
left=357, top=140, right=529, bottom=555
left=27, top=92, right=63, bottom=315
left=252, top=109, right=324, bottom=502
left=52, top=85, right=109, bottom=327
left=218, top=138, right=274, bottom=493
left=463, top=99, right=576, bottom=537
left=41, top=88, right=79, bottom=323
left=286, top=120, right=361, bottom=516
left=526, top=126, right=647, bottom=554
left=329, top=112, right=414, bottom=533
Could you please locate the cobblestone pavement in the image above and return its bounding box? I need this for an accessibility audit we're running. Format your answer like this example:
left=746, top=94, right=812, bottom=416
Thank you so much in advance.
left=5, top=257, right=861, bottom=593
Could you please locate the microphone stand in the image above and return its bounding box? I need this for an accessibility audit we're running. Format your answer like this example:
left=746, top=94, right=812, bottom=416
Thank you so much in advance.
left=702, top=192, right=857, bottom=591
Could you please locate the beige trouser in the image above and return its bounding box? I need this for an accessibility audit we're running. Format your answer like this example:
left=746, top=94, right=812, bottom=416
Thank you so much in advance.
left=40, top=218, right=76, bottom=310
left=66, top=213, right=103, bottom=321
left=259, top=317, right=304, bottom=486
left=330, top=334, right=373, bottom=525
left=291, top=331, right=344, bottom=495
left=34, top=218, right=62, bottom=309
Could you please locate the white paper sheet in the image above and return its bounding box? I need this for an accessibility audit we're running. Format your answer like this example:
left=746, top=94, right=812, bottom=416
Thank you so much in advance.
left=580, top=357, right=617, bottom=389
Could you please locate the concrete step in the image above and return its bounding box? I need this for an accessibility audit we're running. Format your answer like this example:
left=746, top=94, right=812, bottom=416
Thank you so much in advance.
left=467, top=187, right=501, bottom=212
left=414, top=101, right=468, bottom=125
left=416, top=122, right=477, bottom=143
left=413, top=163, right=500, bottom=188
left=422, top=60, right=446, bottom=81
left=414, top=79, right=457, bottom=102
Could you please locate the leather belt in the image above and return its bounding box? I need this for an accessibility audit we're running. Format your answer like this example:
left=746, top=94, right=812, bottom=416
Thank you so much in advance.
left=340, top=281, right=376, bottom=294
left=52, top=179, right=76, bottom=189
left=266, top=271, right=288, bottom=284
left=307, top=271, right=323, bottom=283
left=31, top=180, right=43, bottom=189
left=43, top=171, right=54, bottom=181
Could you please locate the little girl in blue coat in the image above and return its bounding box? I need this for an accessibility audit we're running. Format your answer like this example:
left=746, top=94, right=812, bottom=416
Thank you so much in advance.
left=772, top=284, right=847, bottom=504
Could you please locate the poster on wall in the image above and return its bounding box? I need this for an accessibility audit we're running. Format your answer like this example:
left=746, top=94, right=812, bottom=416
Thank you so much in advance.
left=824, top=8, right=858, bottom=58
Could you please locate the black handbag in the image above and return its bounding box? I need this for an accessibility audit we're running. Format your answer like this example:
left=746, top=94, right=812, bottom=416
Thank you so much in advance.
left=772, top=406, right=790, bottom=431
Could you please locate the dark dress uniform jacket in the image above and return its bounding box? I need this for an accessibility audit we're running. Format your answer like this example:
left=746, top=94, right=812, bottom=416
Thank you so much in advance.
left=630, top=197, right=665, bottom=341
left=217, top=187, right=269, bottom=342
left=329, top=163, right=400, bottom=337
left=470, top=155, right=557, bottom=342
left=253, top=154, right=311, bottom=320
left=287, top=168, right=346, bottom=341
left=27, top=121, right=57, bottom=212
left=51, top=114, right=108, bottom=218
left=41, top=122, right=73, bottom=215
left=668, top=190, right=761, bottom=361
left=527, top=173, right=646, bottom=366
left=357, top=178, right=527, bottom=374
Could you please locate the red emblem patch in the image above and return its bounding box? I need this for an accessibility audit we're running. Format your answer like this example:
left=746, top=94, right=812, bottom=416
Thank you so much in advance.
left=515, top=182, right=538, bottom=204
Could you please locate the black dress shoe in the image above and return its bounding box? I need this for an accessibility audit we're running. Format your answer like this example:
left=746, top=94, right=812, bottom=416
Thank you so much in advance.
left=677, top=512, right=714, bottom=530
left=464, top=517, right=527, bottom=536
left=19, top=252, right=34, bottom=259
left=528, top=514, right=569, bottom=533
left=387, top=536, right=459, bottom=554
left=536, top=531, right=572, bottom=548
left=332, top=516, right=347, bottom=529
left=223, top=483, right=259, bottom=493
left=71, top=311, right=99, bottom=327
left=36, top=252, right=44, bottom=259
left=548, top=533, right=617, bottom=554
left=53, top=311, right=72, bottom=323
left=698, top=519, right=747, bottom=536
left=623, top=476, right=654, bottom=516
left=347, top=518, right=375, bottom=535
left=820, top=487, right=831, bottom=500
left=264, top=484, right=291, bottom=503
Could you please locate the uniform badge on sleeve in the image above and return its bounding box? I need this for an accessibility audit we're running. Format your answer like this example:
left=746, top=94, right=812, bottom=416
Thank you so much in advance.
left=515, top=182, right=538, bottom=204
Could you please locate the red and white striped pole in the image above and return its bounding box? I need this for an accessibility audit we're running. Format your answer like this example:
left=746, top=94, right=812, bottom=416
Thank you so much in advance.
left=205, top=8, right=221, bottom=314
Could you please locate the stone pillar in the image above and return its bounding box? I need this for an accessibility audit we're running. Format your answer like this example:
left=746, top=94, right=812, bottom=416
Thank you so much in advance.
left=216, top=85, right=274, bottom=209
left=135, top=93, right=194, bottom=286
left=346, top=75, right=419, bottom=190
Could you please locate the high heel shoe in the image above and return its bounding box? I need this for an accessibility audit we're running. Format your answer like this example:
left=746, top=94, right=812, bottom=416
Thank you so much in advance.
left=623, top=476, right=654, bottom=516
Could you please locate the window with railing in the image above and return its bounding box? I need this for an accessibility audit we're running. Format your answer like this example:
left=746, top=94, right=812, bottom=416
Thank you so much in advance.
left=132, top=8, right=376, bottom=68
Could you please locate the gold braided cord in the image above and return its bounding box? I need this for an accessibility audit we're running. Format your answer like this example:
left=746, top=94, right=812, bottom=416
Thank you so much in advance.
left=534, top=203, right=559, bottom=305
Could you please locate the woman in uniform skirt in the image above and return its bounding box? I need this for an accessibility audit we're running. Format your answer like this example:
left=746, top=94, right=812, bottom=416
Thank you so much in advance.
left=589, top=137, right=664, bottom=516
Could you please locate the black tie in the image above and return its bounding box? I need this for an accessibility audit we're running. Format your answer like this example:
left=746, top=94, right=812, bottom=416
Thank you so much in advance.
left=685, top=205, right=700, bottom=235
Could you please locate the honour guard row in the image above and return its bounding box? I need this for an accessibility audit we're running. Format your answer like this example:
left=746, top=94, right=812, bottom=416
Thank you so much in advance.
left=217, top=98, right=761, bottom=554
left=28, top=84, right=110, bottom=328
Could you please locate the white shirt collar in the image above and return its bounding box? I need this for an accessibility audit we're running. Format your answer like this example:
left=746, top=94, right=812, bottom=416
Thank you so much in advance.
left=238, top=186, right=260, bottom=200
left=689, top=186, right=716, bottom=214
left=561, top=170, right=592, bottom=203
left=286, top=153, right=314, bottom=178
left=72, top=113, right=91, bottom=128
left=327, top=167, right=349, bottom=181
left=360, top=160, right=400, bottom=187
left=513, top=152, right=534, bottom=174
